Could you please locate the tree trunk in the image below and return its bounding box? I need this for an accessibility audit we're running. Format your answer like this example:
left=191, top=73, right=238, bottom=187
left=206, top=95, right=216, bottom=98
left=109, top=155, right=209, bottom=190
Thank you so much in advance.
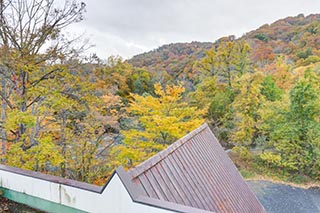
left=30, top=103, right=41, bottom=146
left=1, top=78, right=7, bottom=155
left=18, top=71, right=28, bottom=148
left=60, top=113, right=67, bottom=177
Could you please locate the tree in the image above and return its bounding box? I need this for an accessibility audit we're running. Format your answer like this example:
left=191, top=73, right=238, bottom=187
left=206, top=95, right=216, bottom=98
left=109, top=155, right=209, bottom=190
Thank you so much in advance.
left=188, top=76, right=218, bottom=109
left=261, top=75, right=284, bottom=102
left=0, top=0, right=85, bottom=58
left=269, top=56, right=294, bottom=91
left=111, top=84, right=205, bottom=169
left=0, top=0, right=122, bottom=183
left=128, top=68, right=155, bottom=96
left=190, top=40, right=251, bottom=146
left=97, top=56, right=133, bottom=98
left=0, top=0, right=86, bottom=153
left=197, top=39, right=251, bottom=87
left=42, top=57, right=126, bottom=182
left=271, top=75, right=320, bottom=178
left=250, top=41, right=275, bottom=66
left=231, top=72, right=266, bottom=147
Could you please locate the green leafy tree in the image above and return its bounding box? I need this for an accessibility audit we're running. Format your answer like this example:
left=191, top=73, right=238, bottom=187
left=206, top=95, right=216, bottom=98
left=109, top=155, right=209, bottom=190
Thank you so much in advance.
left=128, top=68, right=155, bottom=95
left=271, top=76, right=320, bottom=178
left=261, top=75, right=284, bottom=102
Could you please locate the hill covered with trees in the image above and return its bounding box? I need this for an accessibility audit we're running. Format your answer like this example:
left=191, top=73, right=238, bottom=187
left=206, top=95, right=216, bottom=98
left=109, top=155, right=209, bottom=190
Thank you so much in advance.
left=128, top=42, right=213, bottom=86
left=129, top=14, right=320, bottom=81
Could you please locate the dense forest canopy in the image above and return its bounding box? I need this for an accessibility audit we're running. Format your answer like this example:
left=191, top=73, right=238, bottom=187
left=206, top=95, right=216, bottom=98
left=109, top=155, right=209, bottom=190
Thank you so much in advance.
left=0, top=0, right=319, bottom=184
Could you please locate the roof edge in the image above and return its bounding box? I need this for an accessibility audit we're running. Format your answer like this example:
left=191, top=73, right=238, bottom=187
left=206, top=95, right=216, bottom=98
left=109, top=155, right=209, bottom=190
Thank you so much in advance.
left=0, top=164, right=103, bottom=193
left=128, top=123, right=209, bottom=178
left=116, top=166, right=212, bottom=213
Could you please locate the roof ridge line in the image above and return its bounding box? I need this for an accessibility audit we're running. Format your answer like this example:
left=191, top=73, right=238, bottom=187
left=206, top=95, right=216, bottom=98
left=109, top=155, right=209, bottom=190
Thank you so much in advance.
left=128, top=123, right=209, bottom=178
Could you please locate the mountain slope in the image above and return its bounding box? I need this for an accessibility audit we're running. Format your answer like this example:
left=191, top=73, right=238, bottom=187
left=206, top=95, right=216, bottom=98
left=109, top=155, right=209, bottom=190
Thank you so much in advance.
left=128, top=41, right=212, bottom=79
left=244, top=13, right=320, bottom=66
left=128, top=14, right=320, bottom=79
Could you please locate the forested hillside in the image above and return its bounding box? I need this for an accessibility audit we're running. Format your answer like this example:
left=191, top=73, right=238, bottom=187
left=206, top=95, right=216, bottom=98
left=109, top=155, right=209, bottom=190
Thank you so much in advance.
left=129, top=14, right=320, bottom=80
left=245, top=14, right=320, bottom=67
left=0, top=0, right=319, bottom=186
left=128, top=42, right=212, bottom=86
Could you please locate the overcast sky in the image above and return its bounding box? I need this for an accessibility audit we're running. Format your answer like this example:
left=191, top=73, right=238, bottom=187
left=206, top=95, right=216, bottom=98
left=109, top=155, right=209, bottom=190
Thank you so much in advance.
left=66, top=0, right=320, bottom=59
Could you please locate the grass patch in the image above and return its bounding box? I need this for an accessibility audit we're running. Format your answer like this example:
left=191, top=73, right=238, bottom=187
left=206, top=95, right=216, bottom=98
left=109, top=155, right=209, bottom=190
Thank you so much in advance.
left=239, top=168, right=256, bottom=179
left=229, top=151, right=320, bottom=188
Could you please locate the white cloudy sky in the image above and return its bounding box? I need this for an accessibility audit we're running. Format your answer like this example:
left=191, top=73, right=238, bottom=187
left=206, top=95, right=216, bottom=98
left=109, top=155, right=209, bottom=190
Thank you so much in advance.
left=66, top=0, right=320, bottom=59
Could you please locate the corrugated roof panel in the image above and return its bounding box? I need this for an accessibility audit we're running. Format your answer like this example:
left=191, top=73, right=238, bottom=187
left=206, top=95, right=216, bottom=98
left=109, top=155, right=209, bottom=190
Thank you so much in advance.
left=155, top=162, right=185, bottom=205
left=128, top=123, right=265, bottom=213
left=166, top=153, right=204, bottom=208
left=175, top=145, right=213, bottom=211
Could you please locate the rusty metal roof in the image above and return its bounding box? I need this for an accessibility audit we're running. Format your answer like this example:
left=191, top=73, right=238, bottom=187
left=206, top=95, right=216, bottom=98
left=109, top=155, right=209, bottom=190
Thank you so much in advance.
left=127, top=123, right=265, bottom=213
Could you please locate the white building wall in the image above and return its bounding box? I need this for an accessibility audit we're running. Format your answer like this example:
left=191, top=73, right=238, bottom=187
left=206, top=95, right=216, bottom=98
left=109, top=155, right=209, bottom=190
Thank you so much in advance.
left=0, top=170, right=171, bottom=213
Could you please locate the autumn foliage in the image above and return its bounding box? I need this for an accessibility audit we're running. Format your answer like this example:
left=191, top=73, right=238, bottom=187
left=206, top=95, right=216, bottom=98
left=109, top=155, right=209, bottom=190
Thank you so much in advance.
left=0, top=3, right=320, bottom=185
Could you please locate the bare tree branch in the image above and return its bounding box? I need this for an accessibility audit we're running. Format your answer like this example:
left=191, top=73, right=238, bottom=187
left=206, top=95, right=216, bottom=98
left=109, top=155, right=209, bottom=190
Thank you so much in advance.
left=0, top=91, right=13, bottom=109
left=30, top=67, right=61, bottom=87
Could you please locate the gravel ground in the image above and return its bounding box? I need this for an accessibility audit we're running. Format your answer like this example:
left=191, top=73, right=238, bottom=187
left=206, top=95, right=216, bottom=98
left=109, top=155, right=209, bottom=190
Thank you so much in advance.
left=248, top=180, right=320, bottom=213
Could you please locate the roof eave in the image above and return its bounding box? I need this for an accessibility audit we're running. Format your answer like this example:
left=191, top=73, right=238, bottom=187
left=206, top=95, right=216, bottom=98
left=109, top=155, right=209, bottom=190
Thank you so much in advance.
left=116, top=166, right=213, bottom=213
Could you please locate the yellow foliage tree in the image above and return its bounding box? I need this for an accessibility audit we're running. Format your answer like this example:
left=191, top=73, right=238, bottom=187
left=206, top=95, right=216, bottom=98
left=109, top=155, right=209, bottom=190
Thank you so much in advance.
left=6, top=136, right=63, bottom=173
left=231, top=72, right=266, bottom=147
left=111, top=84, right=205, bottom=169
left=196, top=39, right=251, bottom=87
